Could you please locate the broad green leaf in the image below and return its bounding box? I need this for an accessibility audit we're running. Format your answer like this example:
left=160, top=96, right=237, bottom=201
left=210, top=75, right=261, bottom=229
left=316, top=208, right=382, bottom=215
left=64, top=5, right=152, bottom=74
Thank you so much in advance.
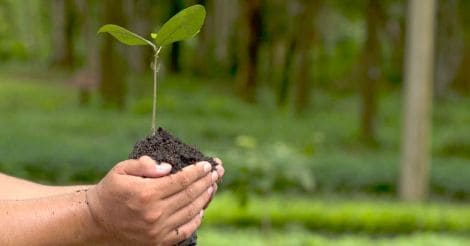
left=98, top=24, right=154, bottom=47
left=155, top=5, right=206, bottom=47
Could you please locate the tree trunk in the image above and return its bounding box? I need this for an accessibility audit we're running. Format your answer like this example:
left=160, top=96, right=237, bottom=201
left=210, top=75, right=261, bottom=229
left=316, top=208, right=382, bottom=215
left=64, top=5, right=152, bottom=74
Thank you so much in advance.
left=294, top=0, right=319, bottom=114
left=169, top=0, right=184, bottom=73
left=359, top=0, right=383, bottom=144
left=50, top=0, right=75, bottom=69
left=399, top=0, right=436, bottom=202
left=452, top=0, right=470, bottom=95
left=236, top=0, right=262, bottom=102
left=125, top=0, right=153, bottom=73
left=454, top=45, right=470, bottom=94
left=99, top=0, right=127, bottom=110
left=278, top=38, right=295, bottom=107
left=434, top=0, right=463, bottom=99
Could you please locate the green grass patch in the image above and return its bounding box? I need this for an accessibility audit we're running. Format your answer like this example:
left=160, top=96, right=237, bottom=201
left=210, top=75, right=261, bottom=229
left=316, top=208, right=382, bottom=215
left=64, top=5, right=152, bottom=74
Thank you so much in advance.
left=0, top=69, right=469, bottom=198
left=198, top=227, right=470, bottom=246
left=204, top=192, right=470, bottom=234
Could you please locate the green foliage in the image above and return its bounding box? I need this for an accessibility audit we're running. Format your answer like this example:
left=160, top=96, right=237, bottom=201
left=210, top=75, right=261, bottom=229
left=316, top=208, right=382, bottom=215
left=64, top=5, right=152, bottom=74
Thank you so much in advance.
left=199, top=227, right=470, bottom=246
left=0, top=71, right=469, bottom=199
left=153, top=5, right=206, bottom=47
left=98, top=5, right=206, bottom=49
left=97, top=24, right=154, bottom=47
left=204, top=192, right=470, bottom=235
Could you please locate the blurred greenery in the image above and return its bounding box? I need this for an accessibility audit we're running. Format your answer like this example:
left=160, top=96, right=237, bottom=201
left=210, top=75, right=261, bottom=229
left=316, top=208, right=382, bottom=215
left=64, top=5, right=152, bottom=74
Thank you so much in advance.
left=0, top=0, right=469, bottom=244
left=198, top=228, right=470, bottom=246
left=0, top=70, right=468, bottom=199
left=204, top=192, right=470, bottom=234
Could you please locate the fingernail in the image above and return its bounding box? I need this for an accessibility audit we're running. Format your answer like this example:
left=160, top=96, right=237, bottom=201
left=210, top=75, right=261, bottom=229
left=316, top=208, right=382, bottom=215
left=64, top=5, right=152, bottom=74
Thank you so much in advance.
left=207, top=186, right=214, bottom=195
left=211, top=171, right=218, bottom=182
left=198, top=161, right=211, bottom=173
left=199, top=210, right=204, bottom=218
left=213, top=157, right=222, bottom=165
left=156, top=163, right=172, bottom=173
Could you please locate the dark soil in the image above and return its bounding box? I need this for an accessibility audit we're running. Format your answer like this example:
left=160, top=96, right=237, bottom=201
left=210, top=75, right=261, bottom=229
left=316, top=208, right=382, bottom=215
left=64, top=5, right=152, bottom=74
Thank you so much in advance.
left=129, top=127, right=217, bottom=246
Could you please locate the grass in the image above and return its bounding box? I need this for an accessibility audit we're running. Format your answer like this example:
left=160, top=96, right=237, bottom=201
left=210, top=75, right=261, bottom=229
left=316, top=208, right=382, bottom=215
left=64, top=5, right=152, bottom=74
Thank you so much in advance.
left=0, top=67, right=469, bottom=243
left=198, top=227, right=470, bottom=246
left=204, top=192, right=470, bottom=234
left=0, top=67, right=468, bottom=194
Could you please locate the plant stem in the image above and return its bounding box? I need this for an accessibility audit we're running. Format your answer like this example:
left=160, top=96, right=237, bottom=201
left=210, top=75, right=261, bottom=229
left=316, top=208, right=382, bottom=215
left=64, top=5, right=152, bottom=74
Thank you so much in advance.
left=151, top=46, right=162, bottom=135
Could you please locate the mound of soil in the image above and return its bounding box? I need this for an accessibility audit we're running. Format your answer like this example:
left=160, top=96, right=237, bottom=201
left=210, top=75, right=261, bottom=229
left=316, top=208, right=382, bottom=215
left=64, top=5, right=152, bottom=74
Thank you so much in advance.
left=129, top=127, right=217, bottom=246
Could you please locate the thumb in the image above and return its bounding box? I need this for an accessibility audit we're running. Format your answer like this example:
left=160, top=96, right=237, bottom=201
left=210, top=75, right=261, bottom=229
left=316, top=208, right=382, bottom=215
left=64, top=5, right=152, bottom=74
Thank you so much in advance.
left=120, top=156, right=172, bottom=178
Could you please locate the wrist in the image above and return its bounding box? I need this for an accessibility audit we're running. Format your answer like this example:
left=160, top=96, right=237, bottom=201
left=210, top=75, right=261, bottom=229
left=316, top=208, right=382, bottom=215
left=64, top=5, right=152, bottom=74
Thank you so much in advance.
left=75, top=186, right=108, bottom=244
left=83, top=186, right=112, bottom=244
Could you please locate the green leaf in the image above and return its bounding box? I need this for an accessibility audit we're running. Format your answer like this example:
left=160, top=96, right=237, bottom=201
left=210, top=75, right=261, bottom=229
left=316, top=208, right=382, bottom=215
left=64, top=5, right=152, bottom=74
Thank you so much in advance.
left=151, top=33, right=157, bottom=39
left=154, top=5, right=206, bottom=47
left=98, top=24, right=154, bottom=47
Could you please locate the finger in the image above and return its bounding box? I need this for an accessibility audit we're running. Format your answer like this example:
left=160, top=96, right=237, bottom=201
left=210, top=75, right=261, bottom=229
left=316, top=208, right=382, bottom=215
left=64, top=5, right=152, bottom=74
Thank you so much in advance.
left=166, top=185, right=212, bottom=230
left=163, top=210, right=203, bottom=245
left=164, top=171, right=217, bottom=214
left=118, top=156, right=172, bottom=178
left=203, top=183, right=217, bottom=209
left=153, top=161, right=212, bottom=197
left=212, top=157, right=224, bottom=182
left=215, top=165, right=224, bottom=182
left=212, top=157, right=222, bottom=166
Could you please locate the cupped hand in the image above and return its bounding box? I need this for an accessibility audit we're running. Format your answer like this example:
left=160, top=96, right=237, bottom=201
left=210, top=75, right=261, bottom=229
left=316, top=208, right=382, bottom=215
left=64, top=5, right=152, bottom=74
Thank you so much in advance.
left=86, top=156, right=218, bottom=246
left=204, top=157, right=224, bottom=208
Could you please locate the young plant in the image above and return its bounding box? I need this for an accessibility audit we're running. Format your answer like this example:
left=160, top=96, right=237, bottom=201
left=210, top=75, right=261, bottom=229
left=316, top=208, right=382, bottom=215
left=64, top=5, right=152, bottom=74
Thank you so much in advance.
left=98, top=5, right=206, bottom=134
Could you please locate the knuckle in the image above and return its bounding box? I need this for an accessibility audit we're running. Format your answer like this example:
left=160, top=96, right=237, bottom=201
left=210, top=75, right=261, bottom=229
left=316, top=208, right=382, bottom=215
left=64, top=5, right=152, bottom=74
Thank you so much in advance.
left=113, top=161, right=126, bottom=172
left=138, top=189, right=154, bottom=205
left=200, top=193, right=211, bottom=207
left=184, top=186, right=196, bottom=201
left=137, top=160, right=148, bottom=170
left=205, top=174, right=213, bottom=186
left=167, top=175, right=177, bottom=187
left=143, top=210, right=162, bottom=224
left=193, top=214, right=202, bottom=228
left=186, top=203, right=198, bottom=221
left=179, top=173, right=191, bottom=189
left=179, top=229, right=190, bottom=240
left=173, top=172, right=190, bottom=189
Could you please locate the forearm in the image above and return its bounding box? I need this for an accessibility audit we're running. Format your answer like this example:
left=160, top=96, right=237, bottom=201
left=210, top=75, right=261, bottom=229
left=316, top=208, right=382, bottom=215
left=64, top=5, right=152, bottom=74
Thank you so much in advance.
left=0, top=190, right=105, bottom=245
left=0, top=173, right=92, bottom=200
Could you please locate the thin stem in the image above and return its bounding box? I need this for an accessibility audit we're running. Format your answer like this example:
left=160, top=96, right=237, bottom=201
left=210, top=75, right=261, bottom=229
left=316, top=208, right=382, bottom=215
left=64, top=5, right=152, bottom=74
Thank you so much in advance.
left=151, top=46, right=162, bottom=135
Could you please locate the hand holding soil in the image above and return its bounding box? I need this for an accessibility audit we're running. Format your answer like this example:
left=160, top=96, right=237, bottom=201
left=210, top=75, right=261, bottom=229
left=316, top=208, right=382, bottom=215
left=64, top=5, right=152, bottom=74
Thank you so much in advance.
left=97, top=6, right=222, bottom=245
left=86, top=156, right=221, bottom=245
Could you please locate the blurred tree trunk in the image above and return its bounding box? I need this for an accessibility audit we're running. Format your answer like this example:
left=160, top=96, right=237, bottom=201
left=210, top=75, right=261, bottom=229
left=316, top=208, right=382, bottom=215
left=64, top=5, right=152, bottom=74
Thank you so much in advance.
left=126, top=0, right=153, bottom=73
left=452, top=0, right=470, bottom=94
left=193, top=0, right=239, bottom=77
left=294, top=0, right=319, bottom=114
left=278, top=38, right=296, bottom=107
left=399, top=0, right=436, bottom=202
left=169, top=0, right=184, bottom=73
left=50, top=0, right=76, bottom=69
left=236, top=0, right=262, bottom=102
left=454, top=44, right=470, bottom=94
left=99, top=0, right=127, bottom=109
left=262, top=0, right=289, bottom=107
left=384, top=2, right=405, bottom=86
left=434, top=0, right=463, bottom=99
left=73, top=0, right=100, bottom=107
left=359, top=0, right=383, bottom=144
left=192, top=0, right=209, bottom=76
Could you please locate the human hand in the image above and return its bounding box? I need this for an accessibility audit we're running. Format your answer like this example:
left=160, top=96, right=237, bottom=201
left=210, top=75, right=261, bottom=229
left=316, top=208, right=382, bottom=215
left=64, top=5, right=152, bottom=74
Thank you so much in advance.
left=86, top=156, right=218, bottom=245
left=204, top=157, right=224, bottom=208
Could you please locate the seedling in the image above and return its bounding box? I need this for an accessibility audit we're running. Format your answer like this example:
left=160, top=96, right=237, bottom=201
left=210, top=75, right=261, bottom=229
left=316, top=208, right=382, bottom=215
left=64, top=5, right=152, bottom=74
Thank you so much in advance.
left=98, top=5, right=206, bottom=134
